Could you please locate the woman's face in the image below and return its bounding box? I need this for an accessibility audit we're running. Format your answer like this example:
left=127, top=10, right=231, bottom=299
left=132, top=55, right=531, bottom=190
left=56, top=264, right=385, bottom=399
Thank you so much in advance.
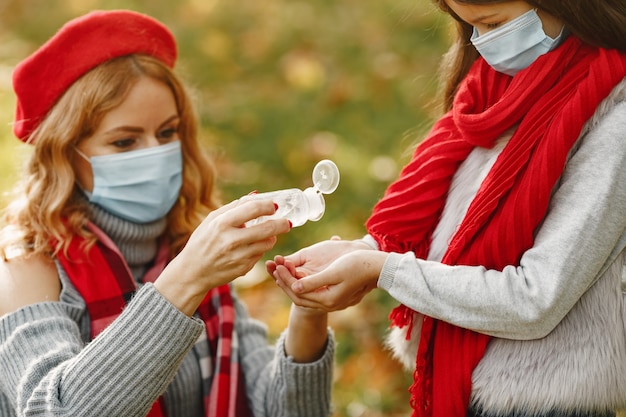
left=445, top=0, right=563, bottom=38
left=72, top=76, right=181, bottom=192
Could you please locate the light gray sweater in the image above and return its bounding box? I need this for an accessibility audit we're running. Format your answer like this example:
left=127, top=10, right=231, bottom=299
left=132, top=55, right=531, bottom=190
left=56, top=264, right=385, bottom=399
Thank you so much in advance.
left=0, top=208, right=334, bottom=417
left=375, top=80, right=626, bottom=414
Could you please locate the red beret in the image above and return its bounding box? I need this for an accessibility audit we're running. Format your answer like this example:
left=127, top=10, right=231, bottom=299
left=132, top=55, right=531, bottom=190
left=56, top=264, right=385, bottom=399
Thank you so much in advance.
left=12, top=9, right=177, bottom=142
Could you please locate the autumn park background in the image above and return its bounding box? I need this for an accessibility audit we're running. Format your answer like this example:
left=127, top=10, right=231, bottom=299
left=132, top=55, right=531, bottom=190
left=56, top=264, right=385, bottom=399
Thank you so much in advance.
left=0, top=1, right=450, bottom=415
left=5, top=1, right=621, bottom=417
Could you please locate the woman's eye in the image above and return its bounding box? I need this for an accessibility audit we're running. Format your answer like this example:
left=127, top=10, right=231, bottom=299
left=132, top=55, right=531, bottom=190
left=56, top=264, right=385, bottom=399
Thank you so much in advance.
left=158, top=127, right=179, bottom=141
left=111, top=138, right=136, bottom=149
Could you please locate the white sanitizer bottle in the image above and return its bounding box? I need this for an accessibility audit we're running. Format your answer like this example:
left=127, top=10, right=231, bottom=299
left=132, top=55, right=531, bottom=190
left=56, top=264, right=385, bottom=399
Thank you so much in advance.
left=245, top=159, right=340, bottom=227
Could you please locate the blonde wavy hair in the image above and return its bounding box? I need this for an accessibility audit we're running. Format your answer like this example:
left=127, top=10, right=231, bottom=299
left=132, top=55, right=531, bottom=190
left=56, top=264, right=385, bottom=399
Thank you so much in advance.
left=0, top=55, right=220, bottom=260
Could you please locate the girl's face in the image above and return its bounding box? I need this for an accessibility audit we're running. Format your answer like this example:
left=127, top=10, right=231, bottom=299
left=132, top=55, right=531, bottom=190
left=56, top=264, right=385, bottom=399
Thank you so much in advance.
left=446, top=0, right=563, bottom=38
left=72, top=76, right=181, bottom=192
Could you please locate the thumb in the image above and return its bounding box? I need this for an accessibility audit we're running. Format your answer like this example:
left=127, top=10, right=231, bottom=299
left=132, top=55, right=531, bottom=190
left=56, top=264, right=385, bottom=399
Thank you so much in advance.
left=291, top=272, right=333, bottom=294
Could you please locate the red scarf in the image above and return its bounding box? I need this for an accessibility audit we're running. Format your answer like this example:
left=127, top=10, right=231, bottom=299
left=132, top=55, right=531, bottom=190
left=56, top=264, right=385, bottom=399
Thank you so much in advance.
left=366, top=36, right=626, bottom=416
left=56, top=222, right=252, bottom=417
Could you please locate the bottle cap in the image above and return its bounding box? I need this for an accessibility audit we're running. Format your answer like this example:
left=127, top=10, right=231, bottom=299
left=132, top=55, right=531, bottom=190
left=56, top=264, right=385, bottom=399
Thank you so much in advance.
left=312, top=159, right=340, bottom=194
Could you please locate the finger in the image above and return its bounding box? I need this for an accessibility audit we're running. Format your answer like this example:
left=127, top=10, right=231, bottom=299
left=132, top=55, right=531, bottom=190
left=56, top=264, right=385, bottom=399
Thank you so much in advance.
left=225, top=199, right=278, bottom=227
left=273, top=271, right=330, bottom=310
left=274, top=265, right=330, bottom=307
left=281, top=259, right=299, bottom=277
left=291, top=272, right=339, bottom=294
left=265, top=260, right=277, bottom=275
left=273, top=264, right=299, bottom=287
left=224, top=217, right=289, bottom=251
left=220, top=236, right=278, bottom=273
left=247, top=218, right=291, bottom=241
left=273, top=254, right=306, bottom=277
left=272, top=269, right=308, bottom=304
left=244, top=236, right=279, bottom=258
left=202, top=199, right=242, bottom=223
left=281, top=249, right=307, bottom=268
left=201, top=198, right=270, bottom=231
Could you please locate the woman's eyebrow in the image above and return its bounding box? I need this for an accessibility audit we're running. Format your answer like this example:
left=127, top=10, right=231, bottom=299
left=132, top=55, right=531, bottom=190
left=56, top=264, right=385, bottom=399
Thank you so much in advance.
left=158, top=115, right=180, bottom=129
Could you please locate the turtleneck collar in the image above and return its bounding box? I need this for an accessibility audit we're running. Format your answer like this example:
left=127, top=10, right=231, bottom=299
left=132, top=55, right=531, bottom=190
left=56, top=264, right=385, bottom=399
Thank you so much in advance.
left=88, top=202, right=168, bottom=282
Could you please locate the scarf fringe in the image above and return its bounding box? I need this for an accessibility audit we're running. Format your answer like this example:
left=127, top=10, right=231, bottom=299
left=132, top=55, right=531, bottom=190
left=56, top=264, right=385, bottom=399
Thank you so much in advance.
left=389, top=304, right=415, bottom=340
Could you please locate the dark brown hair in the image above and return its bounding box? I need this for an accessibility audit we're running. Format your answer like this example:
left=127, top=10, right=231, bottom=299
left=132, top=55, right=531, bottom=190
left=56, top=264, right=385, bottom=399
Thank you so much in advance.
left=435, top=0, right=626, bottom=110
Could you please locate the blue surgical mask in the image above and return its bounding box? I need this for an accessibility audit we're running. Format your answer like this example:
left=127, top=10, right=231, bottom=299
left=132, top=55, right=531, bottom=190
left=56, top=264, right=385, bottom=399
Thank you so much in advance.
left=470, top=9, right=566, bottom=76
left=76, top=141, right=183, bottom=223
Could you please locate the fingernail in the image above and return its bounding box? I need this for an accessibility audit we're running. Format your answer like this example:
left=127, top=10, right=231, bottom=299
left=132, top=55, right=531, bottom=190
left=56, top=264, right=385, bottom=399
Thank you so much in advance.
left=288, top=220, right=293, bottom=229
left=292, top=281, right=303, bottom=292
left=247, top=190, right=258, bottom=195
left=273, top=203, right=278, bottom=211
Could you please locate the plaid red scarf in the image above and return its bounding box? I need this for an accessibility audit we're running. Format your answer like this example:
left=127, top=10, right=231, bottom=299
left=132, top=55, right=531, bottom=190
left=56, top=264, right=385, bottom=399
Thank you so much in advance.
left=366, top=36, right=626, bottom=416
left=56, top=222, right=252, bottom=417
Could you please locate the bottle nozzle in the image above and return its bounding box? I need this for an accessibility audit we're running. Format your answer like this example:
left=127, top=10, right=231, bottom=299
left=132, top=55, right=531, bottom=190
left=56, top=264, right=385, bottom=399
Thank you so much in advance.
left=303, top=187, right=325, bottom=221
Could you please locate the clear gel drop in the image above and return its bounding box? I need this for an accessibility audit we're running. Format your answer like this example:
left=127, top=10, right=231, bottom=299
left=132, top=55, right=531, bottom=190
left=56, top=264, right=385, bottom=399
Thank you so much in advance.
left=244, top=159, right=340, bottom=227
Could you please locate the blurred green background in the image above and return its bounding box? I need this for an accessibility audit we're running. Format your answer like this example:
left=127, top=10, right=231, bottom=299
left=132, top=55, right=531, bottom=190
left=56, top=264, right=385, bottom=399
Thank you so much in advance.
left=0, top=1, right=453, bottom=416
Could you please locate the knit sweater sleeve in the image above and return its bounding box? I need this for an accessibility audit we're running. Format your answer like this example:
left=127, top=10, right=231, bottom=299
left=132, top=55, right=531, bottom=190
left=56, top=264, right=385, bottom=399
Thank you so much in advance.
left=0, top=283, right=204, bottom=416
left=377, top=94, right=626, bottom=340
left=233, top=293, right=335, bottom=417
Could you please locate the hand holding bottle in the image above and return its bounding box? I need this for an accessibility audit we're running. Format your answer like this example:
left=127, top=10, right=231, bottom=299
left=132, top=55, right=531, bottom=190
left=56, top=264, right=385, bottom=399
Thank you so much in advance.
left=156, top=198, right=291, bottom=316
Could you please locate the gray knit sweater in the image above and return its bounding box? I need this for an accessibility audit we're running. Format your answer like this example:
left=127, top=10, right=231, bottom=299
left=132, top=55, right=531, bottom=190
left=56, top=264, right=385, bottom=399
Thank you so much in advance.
left=0, top=206, right=334, bottom=417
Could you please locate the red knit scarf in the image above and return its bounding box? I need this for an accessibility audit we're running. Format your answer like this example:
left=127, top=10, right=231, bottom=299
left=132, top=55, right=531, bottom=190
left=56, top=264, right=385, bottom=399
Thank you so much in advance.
left=56, top=222, right=252, bottom=417
left=366, top=36, right=626, bottom=417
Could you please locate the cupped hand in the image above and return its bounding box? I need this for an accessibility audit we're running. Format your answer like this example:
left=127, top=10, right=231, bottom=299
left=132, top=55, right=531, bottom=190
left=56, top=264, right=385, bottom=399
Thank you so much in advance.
left=265, top=237, right=371, bottom=280
left=272, top=249, right=387, bottom=312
